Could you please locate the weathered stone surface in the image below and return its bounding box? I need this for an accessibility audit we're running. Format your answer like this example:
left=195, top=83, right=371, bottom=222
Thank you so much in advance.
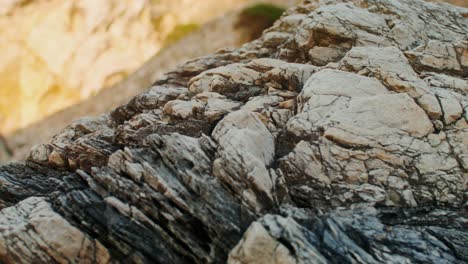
left=0, top=0, right=466, bottom=263
left=228, top=214, right=326, bottom=264
left=0, top=197, right=111, bottom=264
left=229, top=207, right=468, bottom=264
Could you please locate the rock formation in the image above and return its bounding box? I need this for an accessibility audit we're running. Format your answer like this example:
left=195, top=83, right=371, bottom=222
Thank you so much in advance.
left=0, top=0, right=467, bottom=263
left=1, top=0, right=295, bottom=164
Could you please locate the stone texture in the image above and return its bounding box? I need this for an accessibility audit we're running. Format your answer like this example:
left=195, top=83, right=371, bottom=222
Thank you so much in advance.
left=0, top=0, right=466, bottom=263
left=229, top=207, right=468, bottom=264
left=0, top=197, right=110, bottom=264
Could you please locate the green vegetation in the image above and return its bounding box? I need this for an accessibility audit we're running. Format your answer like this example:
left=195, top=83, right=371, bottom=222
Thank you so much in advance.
left=241, top=3, right=285, bottom=21
left=236, top=3, right=286, bottom=42
left=164, top=23, right=200, bottom=45
left=161, top=3, right=286, bottom=47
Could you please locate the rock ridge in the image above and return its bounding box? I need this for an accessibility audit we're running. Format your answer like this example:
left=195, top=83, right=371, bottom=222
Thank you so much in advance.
left=0, top=0, right=467, bottom=263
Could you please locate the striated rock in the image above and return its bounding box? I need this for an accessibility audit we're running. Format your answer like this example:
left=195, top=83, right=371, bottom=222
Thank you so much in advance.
left=2, top=1, right=299, bottom=165
left=0, top=197, right=111, bottom=264
left=0, top=0, right=467, bottom=263
left=212, top=110, right=280, bottom=212
left=228, top=214, right=325, bottom=264
left=229, top=207, right=468, bottom=264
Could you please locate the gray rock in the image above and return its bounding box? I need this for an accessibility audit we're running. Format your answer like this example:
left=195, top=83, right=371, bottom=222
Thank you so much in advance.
left=229, top=207, right=468, bottom=264
left=0, top=0, right=466, bottom=263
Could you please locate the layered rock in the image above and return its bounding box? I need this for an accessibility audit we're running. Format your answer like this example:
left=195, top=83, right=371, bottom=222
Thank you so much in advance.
left=1, top=0, right=296, bottom=164
left=0, top=0, right=467, bottom=263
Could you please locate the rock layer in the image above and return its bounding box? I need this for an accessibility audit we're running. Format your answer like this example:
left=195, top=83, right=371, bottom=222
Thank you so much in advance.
left=0, top=0, right=467, bottom=263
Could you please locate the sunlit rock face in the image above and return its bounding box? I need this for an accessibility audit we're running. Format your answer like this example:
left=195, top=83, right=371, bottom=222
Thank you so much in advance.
left=0, top=0, right=248, bottom=134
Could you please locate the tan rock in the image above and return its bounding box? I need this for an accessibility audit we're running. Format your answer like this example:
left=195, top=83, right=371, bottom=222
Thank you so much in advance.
left=204, top=96, right=242, bottom=121
left=163, top=99, right=206, bottom=119
left=339, top=47, right=430, bottom=97
left=48, top=149, right=67, bottom=168
left=406, top=40, right=464, bottom=73
left=280, top=141, right=330, bottom=185
left=437, top=90, right=464, bottom=125
left=212, top=110, right=277, bottom=212
left=417, top=93, right=443, bottom=120
left=0, top=197, right=110, bottom=264
left=28, top=144, right=52, bottom=163
left=301, top=69, right=389, bottom=99
left=228, top=221, right=296, bottom=264
left=333, top=94, right=434, bottom=139
left=290, top=93, right=434, bottom=145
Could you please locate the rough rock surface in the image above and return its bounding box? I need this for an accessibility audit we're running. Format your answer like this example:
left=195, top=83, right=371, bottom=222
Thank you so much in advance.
left=1, top=0, right=297, bottom=165
left=0, top=0, right=467, bottom=263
